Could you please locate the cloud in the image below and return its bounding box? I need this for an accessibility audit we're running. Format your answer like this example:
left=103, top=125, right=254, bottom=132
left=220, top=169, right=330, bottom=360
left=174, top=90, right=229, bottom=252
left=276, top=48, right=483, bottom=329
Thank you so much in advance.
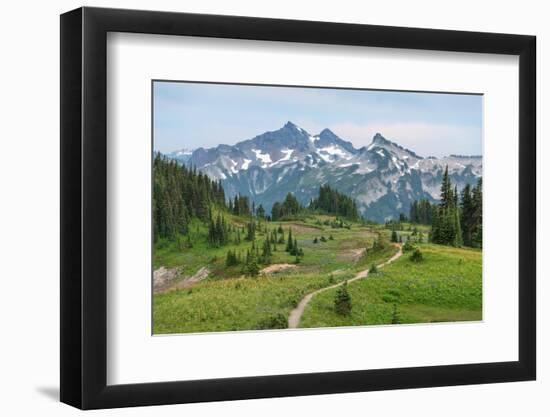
left=327, top=122, right=482, bottom=157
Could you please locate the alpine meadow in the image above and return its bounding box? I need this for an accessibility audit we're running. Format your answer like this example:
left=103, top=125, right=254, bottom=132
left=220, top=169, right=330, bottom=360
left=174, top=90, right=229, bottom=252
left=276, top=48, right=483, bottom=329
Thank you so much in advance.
left=152, top=81, right=483, bottom=334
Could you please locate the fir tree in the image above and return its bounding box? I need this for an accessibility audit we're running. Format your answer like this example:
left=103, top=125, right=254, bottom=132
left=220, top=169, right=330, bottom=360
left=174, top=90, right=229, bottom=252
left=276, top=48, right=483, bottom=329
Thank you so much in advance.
left=290, top=238, right=299, bottom=256
left=271, top=193, right=303, bottom=220
left=391, top=229, right=398, bottom=243
left=225, top=250, right=239, bottom=266
left=410, top=248, right=423, bottom=262
left=245, top=221, right=256, bottom=241
left=153, top=154, right=227, bottom=241
left=309, top=184, right=359, bottom=220
left=286, top=228, right=293, bottom=252
left=334, top=282, right=352, bottom=316
left=440, top=165, right=453, bottom=209
left=261, top=239, right=272, bottom=263
left=391, top=304, right=401, bottom=324
left=471, top=178, right=483, bottom=248
left=460, top=183, right=474, bottom=246
left=256, top=204, right=265, bottom=219
left=453, top=206, right=463, bottom=247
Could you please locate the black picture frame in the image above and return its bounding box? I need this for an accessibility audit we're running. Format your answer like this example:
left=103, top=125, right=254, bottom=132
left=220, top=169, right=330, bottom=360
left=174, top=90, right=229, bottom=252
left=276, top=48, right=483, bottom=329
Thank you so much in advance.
left=60, top=6, right=536, bottom=410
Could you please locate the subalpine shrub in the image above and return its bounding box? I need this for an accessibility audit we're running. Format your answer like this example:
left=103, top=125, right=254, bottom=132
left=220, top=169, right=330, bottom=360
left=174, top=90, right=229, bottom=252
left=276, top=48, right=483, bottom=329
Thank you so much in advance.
left=256, top=313, right=288, bottom=330
left=402, top=240, right=415, bottom=252
left=409, top=248, right=424, bottom=262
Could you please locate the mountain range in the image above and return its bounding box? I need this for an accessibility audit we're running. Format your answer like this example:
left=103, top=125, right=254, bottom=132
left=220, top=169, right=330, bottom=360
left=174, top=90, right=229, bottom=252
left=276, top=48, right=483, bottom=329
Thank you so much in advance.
left=165, top=121, right=482, bottom=222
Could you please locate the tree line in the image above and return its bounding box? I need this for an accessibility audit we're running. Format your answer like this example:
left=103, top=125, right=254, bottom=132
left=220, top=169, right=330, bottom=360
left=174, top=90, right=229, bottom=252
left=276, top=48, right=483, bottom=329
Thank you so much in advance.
left=155, top=155, right=362, bottom=243
left=408, top=199, right=434, bottom=225
left=309, top=184, right=359, bottom=220
left=153, top=154, right=226, bottom=241
left=271, top=192, right=303, bottom=220
left=430, top=166, right=482, bottom=248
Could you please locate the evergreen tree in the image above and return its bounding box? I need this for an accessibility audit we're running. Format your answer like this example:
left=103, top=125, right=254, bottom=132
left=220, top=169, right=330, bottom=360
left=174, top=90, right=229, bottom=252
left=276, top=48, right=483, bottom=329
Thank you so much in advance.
left=286, top=228, right=293, bottom=252
left=410, top=248, right=423, bottom=262
left=471, top=178, right=483, bottom=248
left=334, top=282, right=352, bottom=316
left=271, top=193, right=303, bottom=220
left=225, top=250, right=239, bottom=266
left=232, top=194, right=251, bottom=216
left=246, top=256, right=260, bottom=277
left=290, top=238, right=299, bottom=256
left=430, top=165, right=482, bottom=248
left=256, top=204, right=265, bottom=219
left=309, top=184, right=359, bottom=220
left=261, top=239, right=272, bottom=263
left=245, top=221, right=256, bottom=241
left=207, top=213, right=229, bottom=247
left=153, top=154, right=227, bottom=241
left=460, top=183, right=474, bottom=246
left=391, top=304, right=401, bottom=324
left=453, top=206, right=463, bottom=247
left=440, top=165, right=453, bottom=209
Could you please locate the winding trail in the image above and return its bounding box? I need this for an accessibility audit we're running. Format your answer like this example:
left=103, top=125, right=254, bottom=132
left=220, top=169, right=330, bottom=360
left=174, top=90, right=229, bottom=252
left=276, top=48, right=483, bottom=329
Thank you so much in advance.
left=288, top=244, right=403, bottom=329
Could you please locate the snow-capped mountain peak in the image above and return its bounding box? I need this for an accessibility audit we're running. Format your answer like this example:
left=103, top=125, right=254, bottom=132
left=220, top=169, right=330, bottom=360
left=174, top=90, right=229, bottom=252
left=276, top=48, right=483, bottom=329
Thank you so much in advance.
left=166, top=148, right=195, bottom=163
left=169, top=122, right=482, bottom=221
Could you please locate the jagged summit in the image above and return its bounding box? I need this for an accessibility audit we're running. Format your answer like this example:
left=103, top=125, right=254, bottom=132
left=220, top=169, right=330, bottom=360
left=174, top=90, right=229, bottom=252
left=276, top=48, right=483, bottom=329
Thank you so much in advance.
left=368, top=133, right=423, bottom=159
left=168, top=123, right=482, bottom=222
left=372, top=132, right=390, bottom=144
left=319, top=128, right=337, bottom=137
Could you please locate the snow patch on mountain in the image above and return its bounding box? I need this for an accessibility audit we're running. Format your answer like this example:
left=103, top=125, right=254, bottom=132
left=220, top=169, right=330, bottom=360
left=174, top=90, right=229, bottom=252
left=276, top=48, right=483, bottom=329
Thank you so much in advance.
left=174, top=122, right=482, bottom=222
left=317, top=145, right=352, bottom=162
left=251, top=149, right=272, bottom=167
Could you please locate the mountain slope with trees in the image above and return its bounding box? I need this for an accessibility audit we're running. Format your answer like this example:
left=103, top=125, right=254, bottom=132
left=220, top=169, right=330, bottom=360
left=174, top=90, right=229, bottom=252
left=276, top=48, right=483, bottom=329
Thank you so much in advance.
left=169, top=122, right=482, bottom=222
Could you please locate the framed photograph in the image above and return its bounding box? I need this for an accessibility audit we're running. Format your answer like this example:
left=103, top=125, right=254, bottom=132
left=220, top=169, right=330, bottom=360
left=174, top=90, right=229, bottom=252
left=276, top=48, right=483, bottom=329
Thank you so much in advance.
left=60, top=7, right=536, bottom=409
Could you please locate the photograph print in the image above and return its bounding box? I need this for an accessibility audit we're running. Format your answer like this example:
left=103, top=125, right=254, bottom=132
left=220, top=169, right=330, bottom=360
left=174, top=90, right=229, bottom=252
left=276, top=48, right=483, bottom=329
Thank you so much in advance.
left=152, top=81, right=483, bottom=335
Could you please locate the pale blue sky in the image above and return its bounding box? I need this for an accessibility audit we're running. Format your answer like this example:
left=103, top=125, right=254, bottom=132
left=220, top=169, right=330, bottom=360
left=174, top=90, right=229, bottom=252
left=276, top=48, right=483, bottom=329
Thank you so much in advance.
left=153, top=81, right=482, bottom=157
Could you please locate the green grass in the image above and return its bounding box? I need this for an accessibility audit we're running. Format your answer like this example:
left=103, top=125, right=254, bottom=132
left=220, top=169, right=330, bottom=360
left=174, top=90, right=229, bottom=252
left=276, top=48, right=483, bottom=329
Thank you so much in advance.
left=153, top=216, right=380, bottom=280
left=299, top=243, right=482, bottom=328
left=153, top=214, right=482, bottom=334
left=153, top=214, right=381, bottom=333
left=353, top=241, right=399, bottom=272
left=153, top=271, right=354, bottom=334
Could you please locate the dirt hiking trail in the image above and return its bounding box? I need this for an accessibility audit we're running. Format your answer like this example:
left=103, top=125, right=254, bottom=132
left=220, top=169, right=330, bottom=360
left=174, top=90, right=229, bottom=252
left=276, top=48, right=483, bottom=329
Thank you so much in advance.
left=288, top=244, right=402, bottom=328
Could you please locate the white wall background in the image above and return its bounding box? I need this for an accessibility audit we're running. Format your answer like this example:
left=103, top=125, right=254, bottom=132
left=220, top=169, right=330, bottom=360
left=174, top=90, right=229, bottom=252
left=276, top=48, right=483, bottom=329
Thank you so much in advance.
left=0, top=0, right=545, bottom=415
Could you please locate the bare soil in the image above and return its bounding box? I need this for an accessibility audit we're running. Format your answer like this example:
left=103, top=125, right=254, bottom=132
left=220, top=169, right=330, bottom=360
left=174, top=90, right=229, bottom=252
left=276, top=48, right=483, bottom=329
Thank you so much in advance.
left=260, top=263, right=297, bottom=275
left=153, top=266, right=209, bottom=294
